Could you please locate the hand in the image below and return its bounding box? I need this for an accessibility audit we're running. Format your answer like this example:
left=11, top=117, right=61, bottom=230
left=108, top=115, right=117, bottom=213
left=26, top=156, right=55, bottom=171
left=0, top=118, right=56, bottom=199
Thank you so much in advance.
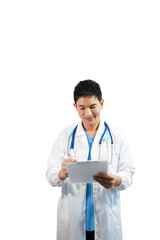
left=93, top=173, right=122, bottom=189
left=58, top=158, right=77, bottom=181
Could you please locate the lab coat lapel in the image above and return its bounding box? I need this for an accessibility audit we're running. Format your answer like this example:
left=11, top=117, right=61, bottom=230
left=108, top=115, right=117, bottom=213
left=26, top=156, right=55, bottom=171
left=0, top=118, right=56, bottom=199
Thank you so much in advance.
left=91, top=119, right=111, bottom=161
left=89, top=119, right=104, bottom=161
left=76, top=121, right=86, bottom=137
left=75, top=121, right=88, bottom=161
left=92, top=119, right=105, bottom=146
left=75, top=119, right=110, bottom=161
left=76, top=119, right=106, bottom=145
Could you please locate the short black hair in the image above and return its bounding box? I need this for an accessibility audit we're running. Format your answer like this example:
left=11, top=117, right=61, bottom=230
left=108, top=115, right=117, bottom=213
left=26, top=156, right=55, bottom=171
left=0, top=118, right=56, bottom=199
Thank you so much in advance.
left=74, top=79, right=102, bottom=103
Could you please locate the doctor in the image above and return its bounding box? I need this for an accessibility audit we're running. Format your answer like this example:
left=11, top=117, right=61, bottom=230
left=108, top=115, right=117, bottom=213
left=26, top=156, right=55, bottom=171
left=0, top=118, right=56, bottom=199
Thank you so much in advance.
left=46, top=80, right=135, bottom=240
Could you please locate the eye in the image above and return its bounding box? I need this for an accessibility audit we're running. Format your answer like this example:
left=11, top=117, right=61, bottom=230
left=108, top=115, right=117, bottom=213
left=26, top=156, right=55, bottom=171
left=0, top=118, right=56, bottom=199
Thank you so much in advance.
left=80, top=108, right=85, bottom=110
left=90, top=107, right=95, bottom=109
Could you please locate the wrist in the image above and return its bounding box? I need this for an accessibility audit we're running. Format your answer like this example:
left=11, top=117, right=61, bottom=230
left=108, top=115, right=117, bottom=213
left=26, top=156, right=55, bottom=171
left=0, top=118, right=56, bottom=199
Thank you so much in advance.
left=114, top=176, right=122, bottom=186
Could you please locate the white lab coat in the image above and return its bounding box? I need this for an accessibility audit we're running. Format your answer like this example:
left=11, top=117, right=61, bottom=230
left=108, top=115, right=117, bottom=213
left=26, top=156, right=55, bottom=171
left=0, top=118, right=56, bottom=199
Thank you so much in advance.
left=46, top=119, right=135, bottom=240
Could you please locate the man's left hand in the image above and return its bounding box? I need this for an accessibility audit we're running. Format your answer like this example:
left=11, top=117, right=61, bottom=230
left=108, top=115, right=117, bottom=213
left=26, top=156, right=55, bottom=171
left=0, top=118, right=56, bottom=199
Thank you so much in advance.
left=93, top=173, right=122, bottom=189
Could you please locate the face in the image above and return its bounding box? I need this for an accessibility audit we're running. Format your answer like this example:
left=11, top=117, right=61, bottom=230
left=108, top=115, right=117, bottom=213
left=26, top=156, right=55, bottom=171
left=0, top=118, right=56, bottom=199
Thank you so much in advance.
left=73, top=96, right=104, bottom=128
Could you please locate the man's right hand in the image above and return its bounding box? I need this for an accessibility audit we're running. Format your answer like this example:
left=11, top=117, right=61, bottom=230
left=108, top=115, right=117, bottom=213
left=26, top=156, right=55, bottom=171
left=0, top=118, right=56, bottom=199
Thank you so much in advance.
left=58, top=158, right=77, bottom=181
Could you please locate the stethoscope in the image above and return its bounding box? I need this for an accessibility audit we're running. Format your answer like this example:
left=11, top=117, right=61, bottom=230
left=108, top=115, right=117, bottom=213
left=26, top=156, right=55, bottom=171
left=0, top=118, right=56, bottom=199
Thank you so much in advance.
left=68, top=121, right=114, bottom=164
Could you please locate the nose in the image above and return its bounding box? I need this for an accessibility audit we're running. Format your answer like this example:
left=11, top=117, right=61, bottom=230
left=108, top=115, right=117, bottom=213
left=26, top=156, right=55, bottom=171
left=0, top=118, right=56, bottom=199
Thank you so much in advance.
left=84, top=108, right=92, bottom=117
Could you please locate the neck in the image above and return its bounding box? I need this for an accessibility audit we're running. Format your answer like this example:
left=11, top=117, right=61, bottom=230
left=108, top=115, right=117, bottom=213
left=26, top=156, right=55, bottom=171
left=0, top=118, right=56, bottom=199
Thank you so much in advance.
left=82, top=119, right=100, bottom=132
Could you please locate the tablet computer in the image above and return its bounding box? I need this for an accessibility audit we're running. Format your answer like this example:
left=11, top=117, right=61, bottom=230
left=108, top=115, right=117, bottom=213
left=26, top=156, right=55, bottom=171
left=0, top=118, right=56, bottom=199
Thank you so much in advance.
left=66, top=160, right=108, bottom=183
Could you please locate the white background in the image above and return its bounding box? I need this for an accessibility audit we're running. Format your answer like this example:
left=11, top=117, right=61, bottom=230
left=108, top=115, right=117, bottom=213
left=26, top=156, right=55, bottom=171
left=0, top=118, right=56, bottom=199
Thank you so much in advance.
left=0, top=0, right=160, bottom=239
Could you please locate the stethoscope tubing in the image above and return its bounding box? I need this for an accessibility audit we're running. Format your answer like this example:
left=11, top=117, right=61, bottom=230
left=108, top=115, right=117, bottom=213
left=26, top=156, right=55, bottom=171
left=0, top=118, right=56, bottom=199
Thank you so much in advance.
left=69, top=121, right=113, bottom=163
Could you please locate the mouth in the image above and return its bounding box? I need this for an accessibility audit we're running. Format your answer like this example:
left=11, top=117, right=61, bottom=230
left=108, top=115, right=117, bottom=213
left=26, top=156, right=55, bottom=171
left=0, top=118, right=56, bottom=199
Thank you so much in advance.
left=85, top=116, right=95, bottom=121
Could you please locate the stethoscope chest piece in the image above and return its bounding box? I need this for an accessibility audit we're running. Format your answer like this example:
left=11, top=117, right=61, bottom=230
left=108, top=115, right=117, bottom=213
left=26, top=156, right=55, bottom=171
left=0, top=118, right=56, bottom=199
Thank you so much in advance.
left=69, top=148, right=76, bottom=158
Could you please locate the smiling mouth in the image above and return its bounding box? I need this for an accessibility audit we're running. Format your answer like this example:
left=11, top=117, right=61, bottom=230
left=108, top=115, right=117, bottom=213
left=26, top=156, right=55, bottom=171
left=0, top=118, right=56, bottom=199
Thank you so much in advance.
left=85, top=116, right=95, bottom=120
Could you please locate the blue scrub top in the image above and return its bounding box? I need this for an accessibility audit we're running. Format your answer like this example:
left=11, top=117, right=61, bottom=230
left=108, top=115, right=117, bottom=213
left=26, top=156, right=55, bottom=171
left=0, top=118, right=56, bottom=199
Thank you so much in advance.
left=84, top=130, right=96, bottom=231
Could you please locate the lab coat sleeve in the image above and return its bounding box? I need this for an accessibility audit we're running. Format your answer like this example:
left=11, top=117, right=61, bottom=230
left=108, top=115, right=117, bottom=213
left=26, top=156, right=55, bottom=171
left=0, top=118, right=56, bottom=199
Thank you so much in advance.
left=46, top=130, right=68, bottom=187
left=112, top=135, right=135, bottom=191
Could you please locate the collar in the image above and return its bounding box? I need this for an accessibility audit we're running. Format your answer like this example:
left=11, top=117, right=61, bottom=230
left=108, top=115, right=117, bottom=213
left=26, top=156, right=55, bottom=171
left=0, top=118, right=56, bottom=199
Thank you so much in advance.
left=76, top=118, right=106, bottom=137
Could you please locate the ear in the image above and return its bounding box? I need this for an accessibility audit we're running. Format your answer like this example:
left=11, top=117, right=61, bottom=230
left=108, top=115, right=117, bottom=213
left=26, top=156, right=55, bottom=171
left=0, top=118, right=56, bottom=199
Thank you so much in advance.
left=73, top=103, right=77, bottom=109
left=100, top=99, right=104, bottom=109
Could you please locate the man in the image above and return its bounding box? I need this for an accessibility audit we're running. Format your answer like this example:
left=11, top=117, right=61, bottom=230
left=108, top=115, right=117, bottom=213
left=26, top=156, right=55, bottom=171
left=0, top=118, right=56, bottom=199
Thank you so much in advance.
left=46, top=80, right=135, bottom=240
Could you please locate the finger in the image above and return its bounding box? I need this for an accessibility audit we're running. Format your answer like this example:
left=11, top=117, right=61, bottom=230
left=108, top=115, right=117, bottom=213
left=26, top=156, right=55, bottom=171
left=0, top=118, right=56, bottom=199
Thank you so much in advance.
left=62, top=160, right=77, bottom=169
left=67, top=158, right=77, bottom=162
left=62, top=162, right=68, bottom=169
left=62, top=166, right=68, bottom=171
left=94, top=179, right=112, bottom=189
left=62, top=169, right=68, bottom=175
left=64, top=158, right=77, bottom=163
left=93, top=176, right=108, bottom=183
left=93, top=176, right=114, bottom=185
left=97, top=173, right=114, bottom=179
left=96, top=178, right=113, bottom=187
left=93, top=174, right=109, bottom=181
left=72, top=159, right=78, bottom=162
